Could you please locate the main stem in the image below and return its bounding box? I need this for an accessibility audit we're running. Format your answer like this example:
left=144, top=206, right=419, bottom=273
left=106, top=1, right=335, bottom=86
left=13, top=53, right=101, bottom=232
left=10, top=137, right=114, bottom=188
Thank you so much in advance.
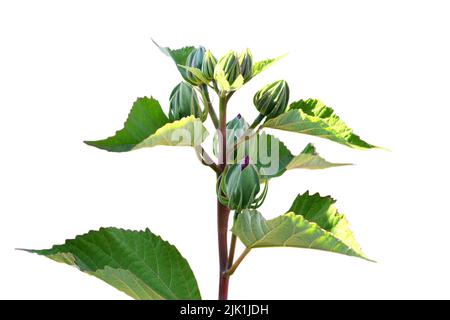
left=217, top=95, right=230, bottom=300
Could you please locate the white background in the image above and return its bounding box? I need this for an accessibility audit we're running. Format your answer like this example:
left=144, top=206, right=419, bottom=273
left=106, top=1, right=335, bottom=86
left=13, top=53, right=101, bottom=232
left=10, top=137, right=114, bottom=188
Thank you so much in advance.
left=1, top=0, right=449, bottom=300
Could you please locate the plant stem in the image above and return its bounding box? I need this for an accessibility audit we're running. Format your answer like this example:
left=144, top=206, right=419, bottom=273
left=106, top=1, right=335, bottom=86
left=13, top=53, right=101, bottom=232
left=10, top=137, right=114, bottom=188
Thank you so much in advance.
left=217, top=201, right=230, bottom=300
left=195, top=146, right=219, bottom=173
left=226, top=126, right=261, bottom=160
left=250, top=113, right=265, bottom=129
left=217, top=95, right=231, bottom=300
left=227, top=234, right=237, bottom=269
left=218, top=96, right=227, bottom=168
left=226, top=248, right=251, bottom=276
left=201, top=85, right=219, bottom=128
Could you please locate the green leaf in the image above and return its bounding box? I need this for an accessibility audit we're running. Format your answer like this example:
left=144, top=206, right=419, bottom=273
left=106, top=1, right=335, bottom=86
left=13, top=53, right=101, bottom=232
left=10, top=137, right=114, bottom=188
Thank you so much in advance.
left=252, top=54, right=287, bottom=77
left=234, top=132, right=350, bottom=179
left=134, top=116, right=208, bottom=148
left=214, top=65, right=231, bottom=92
left=230, top=74, right=245, bottom=91
left=232, top=191, right=370, bottom=261
left=84, top=97, right=169, bottom=152
left=85, top=98, right=208, bottom=151
left=24, top=227, right=202, bottom=300
left=152, top=40, right=195, bottom=79
left=177, top=65, right=210, bottom=85
left=286, top=142, right=352, bottom=170
left=263, top=99, right=379, bottom=150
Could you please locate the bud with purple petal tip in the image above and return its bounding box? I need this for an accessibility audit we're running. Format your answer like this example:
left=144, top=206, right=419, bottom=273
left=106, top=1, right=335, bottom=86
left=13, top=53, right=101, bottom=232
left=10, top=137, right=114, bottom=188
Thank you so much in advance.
left=240, top=155, right=250, bottom=170
left=218, top=156, right=261, bottom=210
left=212, top=114, right=249, bottom=158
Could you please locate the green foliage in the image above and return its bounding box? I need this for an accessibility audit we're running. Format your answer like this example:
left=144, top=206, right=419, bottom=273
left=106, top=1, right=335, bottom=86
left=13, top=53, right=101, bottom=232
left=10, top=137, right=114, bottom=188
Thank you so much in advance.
left=232, top=191, right=370, bottom=261
left=252, top=54, right=287, bottom=77
left=255, top=133, right=351, bottom=179
left=25, top=228, right=201, bottom=300
left=152, top=40, right=195, bottom=81
left=84, top=97, right=169, bottom=152
left=26, top=41, right=381, bottom=300
left=85, top=97, right=208, bottom=151
left=263, top=99, right=378, bottom=150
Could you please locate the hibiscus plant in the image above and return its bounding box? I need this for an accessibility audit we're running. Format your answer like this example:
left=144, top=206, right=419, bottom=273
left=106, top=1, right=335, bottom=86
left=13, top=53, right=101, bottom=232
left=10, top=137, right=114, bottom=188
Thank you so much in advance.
left=24, top=41, right=380, bottom=300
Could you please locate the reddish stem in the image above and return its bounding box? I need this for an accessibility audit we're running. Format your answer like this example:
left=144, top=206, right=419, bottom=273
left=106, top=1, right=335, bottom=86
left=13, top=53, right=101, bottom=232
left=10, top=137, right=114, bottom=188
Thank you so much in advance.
left=217, top=95, right=230, bottom=300
left=217, top=201, right=230, bottom=300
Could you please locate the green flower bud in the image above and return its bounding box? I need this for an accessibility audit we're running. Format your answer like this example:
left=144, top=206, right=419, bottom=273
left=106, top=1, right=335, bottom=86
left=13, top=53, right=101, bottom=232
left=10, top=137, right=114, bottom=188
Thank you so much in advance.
left=218, top=156, right=261, bottom=210
left=185, top=46, right=206, bottom=85
left=239, top=48, right=253, bottom=82
left=253, top=80, right=290, bottom=118
left=168, top=82, right=202, bottom=121
left=201, top=50, right=217, bottom=81
left=216, top=51, right=240, bottom=84
left=213, top=114, right=250, bottom=158
left=224, top=113, right=249, bottom=148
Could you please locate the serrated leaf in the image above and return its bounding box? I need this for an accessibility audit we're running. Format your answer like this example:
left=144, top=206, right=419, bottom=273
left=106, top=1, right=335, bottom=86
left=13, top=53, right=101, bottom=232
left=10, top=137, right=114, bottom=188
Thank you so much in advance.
left=24, top=227, right=202, bottom=300
left=232, top=132, right=350, bottom=178
left=85, top=98, right=208, bottom=151
left=232, top=191, right=370, bottom=261
left=152, top=40, right=195, bottom=80
left=263, top=99, right=379, bottom=150
left=84, top=97, right=169, bottom=152
left=286, top=143, right=352, bottom=170
left=252, top=54, right=287, bottom=77
left=134, top=116, right=208, bottom=148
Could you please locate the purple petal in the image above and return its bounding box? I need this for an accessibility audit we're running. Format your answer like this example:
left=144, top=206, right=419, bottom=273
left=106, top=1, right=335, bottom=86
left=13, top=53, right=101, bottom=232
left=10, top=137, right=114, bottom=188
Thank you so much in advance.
left=237, top=113, right=242, bottom=119
left=241, top=156, right=250, bottom=171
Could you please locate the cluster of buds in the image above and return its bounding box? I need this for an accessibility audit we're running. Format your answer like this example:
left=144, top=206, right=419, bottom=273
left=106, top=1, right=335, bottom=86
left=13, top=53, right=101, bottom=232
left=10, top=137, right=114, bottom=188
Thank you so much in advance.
left=182, top=46, right=255, bottom=92
left=171, top=46, right=291, bottom=141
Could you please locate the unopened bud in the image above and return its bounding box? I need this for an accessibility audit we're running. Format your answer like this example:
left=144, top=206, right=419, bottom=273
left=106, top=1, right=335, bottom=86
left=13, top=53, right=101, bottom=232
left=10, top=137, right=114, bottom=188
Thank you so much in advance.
left=253, top=80, right=290, bottom=118
left=168, top=82, right=202, bottom=121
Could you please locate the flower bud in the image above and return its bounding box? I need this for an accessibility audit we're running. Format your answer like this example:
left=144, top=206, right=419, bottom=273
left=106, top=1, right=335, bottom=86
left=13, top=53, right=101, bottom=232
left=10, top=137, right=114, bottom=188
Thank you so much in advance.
left=168, top=82, right=202, bottom=121
left=212, top=114, right=249, bottom=158
left=216, top=51, right=240, bottom=84
left=226, top=114, right=249, bottom=144
left=253, top=80, right=290, bottom=118
left=185, top=46, right=206, bottom=85
left=239, top=48, right=253, bottom=82
left=201, top=50, right=217, bottom=81
left=218, top=156, right=261, bottom=210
